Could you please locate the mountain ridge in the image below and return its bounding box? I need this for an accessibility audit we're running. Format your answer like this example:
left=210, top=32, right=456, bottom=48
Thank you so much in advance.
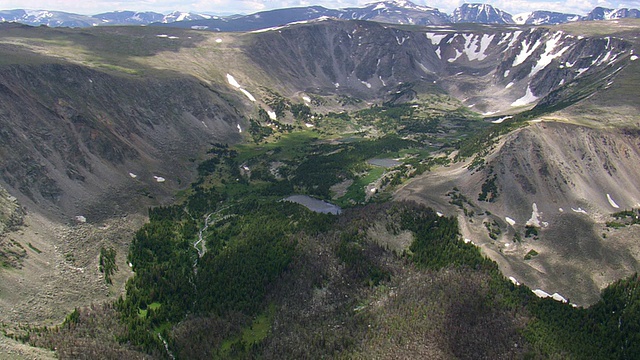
left=2, top=1, right=640, bottom=29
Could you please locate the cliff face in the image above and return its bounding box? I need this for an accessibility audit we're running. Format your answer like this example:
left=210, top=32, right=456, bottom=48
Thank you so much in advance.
left=247, top=21, right=631, bottom=114
left=0, top=63, right=243, bottom=221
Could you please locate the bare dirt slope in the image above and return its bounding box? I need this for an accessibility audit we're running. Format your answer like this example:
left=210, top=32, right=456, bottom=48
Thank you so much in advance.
left=396, top=121, right=640, bottom=305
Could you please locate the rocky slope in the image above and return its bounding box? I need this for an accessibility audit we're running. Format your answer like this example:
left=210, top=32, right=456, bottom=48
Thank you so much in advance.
left=584, top=7, right=640, bottom=21
left=247, top=20, right=632, bottom=115
left=396, top=122, right=640, bottom=305
left=0, top=62, right=243, bottom=222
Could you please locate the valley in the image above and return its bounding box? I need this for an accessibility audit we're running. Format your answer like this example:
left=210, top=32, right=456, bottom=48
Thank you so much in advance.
left=0, top=13, right=638, bottom=360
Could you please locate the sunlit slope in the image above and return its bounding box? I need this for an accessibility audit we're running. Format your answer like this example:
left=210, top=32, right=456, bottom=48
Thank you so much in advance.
left=396, top=20, right=640, bottom=306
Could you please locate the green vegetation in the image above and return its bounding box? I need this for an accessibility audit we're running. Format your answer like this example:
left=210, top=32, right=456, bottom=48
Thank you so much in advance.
left=484, top=220, right=502, bottom=240
left=607, top=209, right=640, bottom=228
left=27, top=242, right=42, bottom=254
left=401, top=207, right=492, bottom=270
left=524, top=249, right=539, bottom=260
left=99, top=246, right=118, bottom=285
left=478, top=169, right=498, bottom=202
left=525, top=225, right=539, bottom=238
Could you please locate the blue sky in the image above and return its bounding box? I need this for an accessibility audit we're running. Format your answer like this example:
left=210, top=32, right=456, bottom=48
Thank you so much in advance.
left=2, top=0, right=640, bottom=16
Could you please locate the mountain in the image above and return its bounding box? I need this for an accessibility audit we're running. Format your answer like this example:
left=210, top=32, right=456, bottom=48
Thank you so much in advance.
left=0, top=15, right=639, bottom=360
left=0, top=9, right=214, bottom=27
left=161, top=6, right=342, bottom=32
left=3, top=3, right=640, bottom=30
left=514, top=11, right=581, bottom=25
left=338, top=0, right=450, bottom=25
left=93, top=10, right=165, bottom=25
left=160, top=10, right=212, bottom=23
left=158, top=1, right=450, bottom=32
left=0, top=9, right=100, bottom=27
left=584, top=6, right=640, bottom=20
left=451, top=3, right=514, bottom=24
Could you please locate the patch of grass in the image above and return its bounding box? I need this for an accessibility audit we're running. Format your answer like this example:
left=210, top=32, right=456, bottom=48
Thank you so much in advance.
left=234, top=130, right=319, bottom=163
left=138, top=302, right=161, bottom=319
left=525, top=225, right=539, bottom=238
left=220, top=304, right=274, bottom=356
left=605, top=221, right=625, bottom=229
left=524, top=249, right=539, bottom=261
left=338, top=166, right=386, bottom=206
left=27, top=242, right=42, bottom=254
left=153, top=322, right=171, bottom=335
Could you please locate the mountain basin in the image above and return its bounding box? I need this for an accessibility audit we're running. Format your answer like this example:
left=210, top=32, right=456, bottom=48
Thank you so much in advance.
left=284, top=195, right=342, bottom=215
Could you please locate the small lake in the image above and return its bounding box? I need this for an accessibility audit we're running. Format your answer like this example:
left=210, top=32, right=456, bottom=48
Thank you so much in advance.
left=284, top=195, right=342, bottom=215
left=367, top=158, right=401, bottom=168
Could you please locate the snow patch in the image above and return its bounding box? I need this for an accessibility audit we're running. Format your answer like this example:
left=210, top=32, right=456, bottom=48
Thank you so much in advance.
left=576, top=67, right=590, bottom=76
left=529, top=33, right=570, bottom=77
left=507, top=30, right=524, bottom=49
left=215, top=38, right=223, bottom=43
left=154, top=176, right=166, bottom=183
left=572, top=207, right=587, bottom=214
left=511, top=87, right=538, bottom=107
left=448, top=49, right=463, bottom=63
left=505, top=217, right=516, bottom=226
left=425, top=32, right=447, bottom=46
left=237, top=124, right=242, bottom=133
left=532, top=289, right=567, bottom=303
left=509, top=276, right=520, bottom=286
left=437, top=211, right=444, bottom=217
left=240, top=89, right=256, bottom=102
left=129, top=172, right=138, bottom=179
left=75, top=216, right=87, bottom=223
left=631, top=55, right=638, bottom=61
left=526, top=203, right=541, bottom=227
left=267, top=110, right=277, bottom=121
left=552, top=293, right=568, bottom=303
left=607, top=194, right=620, bottom=209
left=305, top=123, right=314, bottom=128
left=302, top=95, right=311, bottom=103
left=226, top=74, right=241, bottom=88
left=492, top=116, right=513, bottom=124
left=461, top=33, right=494, bottom=61
left=512, top=36, right=543, bottom=67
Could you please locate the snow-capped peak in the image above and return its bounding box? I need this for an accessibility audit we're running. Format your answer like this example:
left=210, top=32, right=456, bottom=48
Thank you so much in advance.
left=367, top=0, right=435, bottom=12
left=513, top=12, right=532, bottom=24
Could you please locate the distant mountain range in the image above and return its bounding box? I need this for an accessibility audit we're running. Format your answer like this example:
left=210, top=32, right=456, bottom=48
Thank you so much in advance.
left=0, top=9, right=214, bottom=27
left=1, top=1, right=639, bottom=30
